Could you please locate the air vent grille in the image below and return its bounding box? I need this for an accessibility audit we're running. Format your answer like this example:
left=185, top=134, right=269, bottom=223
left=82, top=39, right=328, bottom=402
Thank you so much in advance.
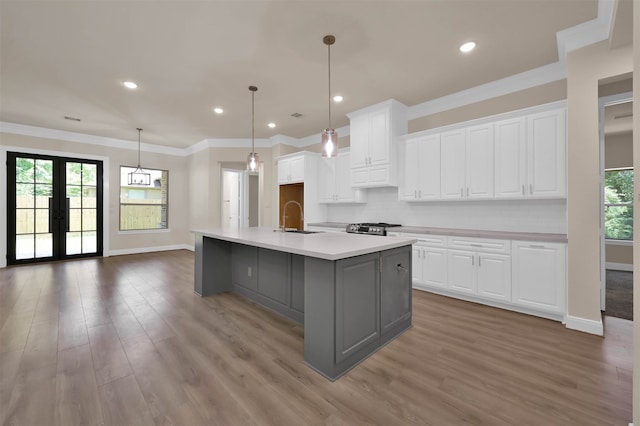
left=64, top=116, right=81, bottom=122
left=290, top=112, right=303, bottom=118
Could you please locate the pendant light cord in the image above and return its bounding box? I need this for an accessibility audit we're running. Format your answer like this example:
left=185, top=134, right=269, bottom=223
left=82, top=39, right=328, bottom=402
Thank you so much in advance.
left=137, top=128, right=142, bottom=168
left=328, top=42, right=332, bottom=130
left=251, top=89, right=255, bottom=153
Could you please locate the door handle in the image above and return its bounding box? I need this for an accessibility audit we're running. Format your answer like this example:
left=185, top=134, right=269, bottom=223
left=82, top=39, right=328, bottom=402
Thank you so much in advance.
left=396, top=264, right=408, bottom=273
left=48, top=197, right=54, bottom=231
left=65, top=197, right=70, bottom=232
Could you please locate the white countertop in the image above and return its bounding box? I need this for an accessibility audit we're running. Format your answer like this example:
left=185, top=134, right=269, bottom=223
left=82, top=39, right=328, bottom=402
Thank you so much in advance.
left=192, top=227, right=416, bottom=261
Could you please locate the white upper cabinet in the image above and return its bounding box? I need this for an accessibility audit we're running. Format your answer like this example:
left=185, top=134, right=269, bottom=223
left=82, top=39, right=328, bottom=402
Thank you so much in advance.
left=318, top=150, right=366, bottom=204
left=494, top=117, right=527, bottom=198
left=494, top=109, right=566, bottom=199
left=400, top=102, right=566, bottom=202
left=400, top=134, right=440, bottom=201
left=278, top=155, right=305, bottom=184
left=348, top=100, right=408, bottom=188
left=527, top=109, right=566, bottom=198
left=441, top=124, right=494, bottom=200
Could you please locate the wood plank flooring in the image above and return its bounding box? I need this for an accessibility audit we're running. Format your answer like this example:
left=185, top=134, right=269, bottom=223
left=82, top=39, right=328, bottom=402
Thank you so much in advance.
left=0, top=250, right=633, bottom=425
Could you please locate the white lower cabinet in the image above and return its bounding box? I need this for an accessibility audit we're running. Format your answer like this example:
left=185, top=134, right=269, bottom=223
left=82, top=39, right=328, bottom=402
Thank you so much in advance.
left=447, top=249, right=511, bottom=301
left=400, top=232, right=564, bottom=320
left=413, top=236, right=447, bottom=288
left=511, top=241, right=566, bottom=315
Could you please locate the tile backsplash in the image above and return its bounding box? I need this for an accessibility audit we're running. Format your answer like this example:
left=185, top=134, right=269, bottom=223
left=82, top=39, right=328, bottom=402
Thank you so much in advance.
left=326, top=187, right=567, bottom=234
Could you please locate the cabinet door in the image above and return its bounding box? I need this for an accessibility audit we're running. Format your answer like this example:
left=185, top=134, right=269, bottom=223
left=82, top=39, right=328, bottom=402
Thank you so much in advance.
left=335, top=253, right=380, bottom=363
left=440, top=129, right=466, bottom=199
left=411, top=245, right=422, bottom=283
left=257, top=248, right=290, bottom=307
left=277, top=159, right=290, bottom=184
left=368, top=109, right=390, bottom=166
left=494, top=117, right=527, bottom=198
left=417, top=135, right=441, bottom=200
left=422, top=247, right=447, bottom=288
left=476, top=253, right=511, bottom=302
left=466, top=124, right=494, bottom=199
left=527, top=109, right=566, bottom=198
left=318, top=157, right=336, bottom=203
left=512, top=242, right=566, bottom=314
left=381, top=247, right=412, bottom=338
left=447, top=250, right=476, bottom=293
left=400, top=139, right=419, bottom=200
left=349, top=114, right=369, bottom=168
left=289, top=156, right=305, bottom=183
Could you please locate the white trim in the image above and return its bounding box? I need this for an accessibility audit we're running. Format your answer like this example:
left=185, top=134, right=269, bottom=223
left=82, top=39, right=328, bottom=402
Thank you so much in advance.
left=108, top=243, right=193, bottom=257
left=605, top=262, right=633, bottom=272
left=0, top=145, right=110, bottom=268
left=564, top=315, right=604, bottom=336
left=118, top=228, right=171, bottom=235
left=555, top=0, right=614, bottom=61
left=605, top=239, right=633, bottom=246
left=0, top=122, right=184, bottom=157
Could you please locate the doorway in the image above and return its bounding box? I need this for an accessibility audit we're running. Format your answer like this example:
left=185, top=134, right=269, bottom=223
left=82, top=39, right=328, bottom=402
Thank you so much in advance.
left=599, top=91, right=633, bottom=320
left=6, top=152, right=104, bottom=264
left=221, top=169, right=242, bottom=230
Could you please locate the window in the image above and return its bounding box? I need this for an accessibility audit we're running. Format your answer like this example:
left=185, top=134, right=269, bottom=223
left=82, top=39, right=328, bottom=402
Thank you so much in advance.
left=604, top=168, right=633, bottom=241
left=120, top=166, right=168, bottom=230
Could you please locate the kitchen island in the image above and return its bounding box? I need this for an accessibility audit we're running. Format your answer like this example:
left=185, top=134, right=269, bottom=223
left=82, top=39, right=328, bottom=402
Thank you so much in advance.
left=192, top=227, right=416, bottom=380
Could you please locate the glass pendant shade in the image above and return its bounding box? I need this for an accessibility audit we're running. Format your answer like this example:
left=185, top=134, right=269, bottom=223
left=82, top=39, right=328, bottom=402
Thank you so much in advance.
left=321, top=128, right=338, bottom=158
left=247, top=152, right=259, bottom=172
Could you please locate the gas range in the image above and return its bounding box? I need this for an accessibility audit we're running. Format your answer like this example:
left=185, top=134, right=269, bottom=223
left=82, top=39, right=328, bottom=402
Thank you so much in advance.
left=345, top=223, right=402, bottom=236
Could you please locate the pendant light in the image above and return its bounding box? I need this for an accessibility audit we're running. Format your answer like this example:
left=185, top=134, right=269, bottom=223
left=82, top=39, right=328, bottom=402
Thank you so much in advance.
left=247, top=85, right=260, bottom=171
left=321, top=35, right=338, bottom=158
left=128, top=128, right=150, bottom=185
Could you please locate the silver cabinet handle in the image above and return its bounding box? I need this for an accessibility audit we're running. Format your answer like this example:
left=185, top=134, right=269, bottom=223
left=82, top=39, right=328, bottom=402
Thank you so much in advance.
left=466, top=187, right=469, bottom=197
left=478, top=256, right=481, bottom=267
left=414, top=190, right=417, bottom=199
left=529, top=184, right=533, bottom=194
left=471, top=256, right=474, bottom=266
left=470, top=243, right=482, bottom=247
left=528, top=244, right=545, bottom=249
left=522, top=185, right=525, bottom=195
left=460, top=188, right=463, bottom=197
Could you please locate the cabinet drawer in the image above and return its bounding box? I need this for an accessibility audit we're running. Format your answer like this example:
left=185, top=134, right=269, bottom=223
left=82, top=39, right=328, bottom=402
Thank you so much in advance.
left=404, top=233, right=447, bottom=248
left=447, top=236, right=511, bottom=254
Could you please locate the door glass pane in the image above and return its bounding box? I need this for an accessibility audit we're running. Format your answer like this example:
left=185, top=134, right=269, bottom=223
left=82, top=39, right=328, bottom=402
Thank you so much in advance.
left=16, top=158, right=34, bottom=183
left=35, top=185, right=52, bottom=208
left=66, top=232, right=82, bottom=255
left=67, top=185, right=82, bottom=208
left=82, top=209, right=96, bottom=231
left=16, top=209, right=34, bottom=234
left=15, top=234, right=34, bottom=260
left=36, top=234, right=53, bottom=258
left=69, top=209, right=82, bottom=232
left=82, top=187, right=97, bottom=208
left=82, top=232, right=97, bottom=254
left=35, top=159, right=53, bottom=184
left=35, top=210, right=49, bottom=233
left=66, top=162, right=82, bottom=185
left=82, top=164, right=97, bottom=186
left=16, top=184, right=34, bottom=208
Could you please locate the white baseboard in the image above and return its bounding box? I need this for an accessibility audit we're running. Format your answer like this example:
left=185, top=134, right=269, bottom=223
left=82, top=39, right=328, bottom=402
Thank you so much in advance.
left=107, top=244, right=194, bottom=257
left=605, top=262, right=633, bottom=272
left=564, top=315, right=603, bottom=336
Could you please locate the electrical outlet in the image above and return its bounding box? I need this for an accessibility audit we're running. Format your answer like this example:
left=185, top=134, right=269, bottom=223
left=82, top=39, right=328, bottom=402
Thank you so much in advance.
left=247, top=267, right=252, bottom=277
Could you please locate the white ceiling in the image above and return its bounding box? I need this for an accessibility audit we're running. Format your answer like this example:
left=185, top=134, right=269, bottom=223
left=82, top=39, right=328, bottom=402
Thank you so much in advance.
left=0, top=1, right=610, bottom=148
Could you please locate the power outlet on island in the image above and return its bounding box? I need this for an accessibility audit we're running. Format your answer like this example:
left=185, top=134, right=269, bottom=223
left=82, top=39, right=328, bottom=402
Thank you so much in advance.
left=247, top=267, right=252, bottom=277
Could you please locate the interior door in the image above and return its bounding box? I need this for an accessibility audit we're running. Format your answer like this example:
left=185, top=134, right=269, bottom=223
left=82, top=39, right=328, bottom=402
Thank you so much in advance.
left=7, top=152, right=103, bottom=264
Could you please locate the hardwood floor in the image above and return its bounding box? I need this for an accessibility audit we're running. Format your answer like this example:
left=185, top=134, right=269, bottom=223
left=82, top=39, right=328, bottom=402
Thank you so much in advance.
left=0, top=250, right=632, bottom=425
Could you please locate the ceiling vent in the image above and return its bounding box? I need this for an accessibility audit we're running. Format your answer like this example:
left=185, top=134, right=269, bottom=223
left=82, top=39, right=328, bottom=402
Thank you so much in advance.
left=64, top=116, right=81, bottom=122
left=290, top=112, right=303, bottom=118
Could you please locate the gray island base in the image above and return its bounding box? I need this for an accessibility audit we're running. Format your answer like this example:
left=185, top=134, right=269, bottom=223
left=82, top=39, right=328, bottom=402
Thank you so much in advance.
left=193, top=228, right=415, bottom=381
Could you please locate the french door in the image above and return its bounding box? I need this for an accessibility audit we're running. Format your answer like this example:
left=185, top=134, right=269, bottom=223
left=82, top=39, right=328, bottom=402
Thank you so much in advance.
left=7, top=152, right=103, bottom=264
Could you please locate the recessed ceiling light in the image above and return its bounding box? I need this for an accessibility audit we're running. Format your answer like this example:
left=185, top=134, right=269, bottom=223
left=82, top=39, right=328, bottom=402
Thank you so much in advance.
left=123, top=81, right=138, bottom=89
left=333, top=95, right=343, bottom=103
left=459, top=42, right=476, bottom=53
left=213, top=107, right=223, bottom=114
left=268, top=122, right=276, bottom=128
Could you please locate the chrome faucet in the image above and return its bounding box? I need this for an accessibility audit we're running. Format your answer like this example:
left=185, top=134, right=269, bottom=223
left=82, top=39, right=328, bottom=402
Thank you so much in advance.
left=282, top=200, right=304, bottom=231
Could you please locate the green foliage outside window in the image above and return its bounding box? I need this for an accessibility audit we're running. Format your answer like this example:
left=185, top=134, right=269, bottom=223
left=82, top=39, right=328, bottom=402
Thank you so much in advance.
left=604, top=169, right=633, bottom=240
